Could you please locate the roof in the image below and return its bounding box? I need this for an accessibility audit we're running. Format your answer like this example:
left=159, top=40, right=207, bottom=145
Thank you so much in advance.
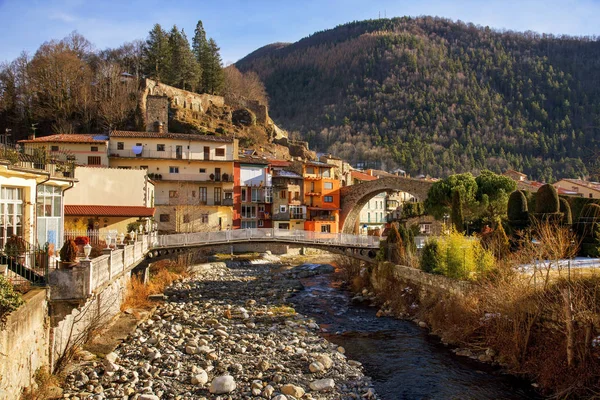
left=273, top=170, right=302, bottom=179
left=556, top=178, right=600, bottom=192
left=269, top=160, right=291, bottom=167
left=19, top=134, right=107, bottom=144
left=307, top=206, right=340, bottom=211
left=110, top=131, right=233, bottom=143
left=351, top=170, right=377, bottom=182
left=304, top=160, right=332, bottom=168
left=65, top=205, right=155, bottom=217
left=504, top=169, right=527, bottom=177
left=366, top=169, right=396, bottom=178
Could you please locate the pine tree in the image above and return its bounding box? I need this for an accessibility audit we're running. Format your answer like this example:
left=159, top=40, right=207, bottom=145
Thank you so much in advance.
left=167, top=26, right=200, bottom=91
left=142, top=24, right=171, bottom=82
left=192, top=20, right=207, bottom=64
left=201, top=38, right=224, bottom=94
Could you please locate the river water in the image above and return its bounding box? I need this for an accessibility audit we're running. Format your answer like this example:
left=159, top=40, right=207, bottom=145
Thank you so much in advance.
left=288, top=264, right=540, bottom=400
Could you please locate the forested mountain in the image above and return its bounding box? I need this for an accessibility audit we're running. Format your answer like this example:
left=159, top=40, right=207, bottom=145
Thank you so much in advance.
left=236, top=17, right=600, bottom=181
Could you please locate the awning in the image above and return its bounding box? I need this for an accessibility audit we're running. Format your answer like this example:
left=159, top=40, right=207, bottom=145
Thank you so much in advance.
left=65, top=205, right=155, bottom=217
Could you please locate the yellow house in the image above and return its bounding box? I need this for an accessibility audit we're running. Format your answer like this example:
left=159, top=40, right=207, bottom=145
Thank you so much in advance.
left=554, top=179, right=600, bottom=199
left=108, top=131, right=238, bottom=233
left=63, top=166, right=155, bottom=236
left=19, top=134, right=109, bottom=167
left=0, top=149, right=75, bottom=258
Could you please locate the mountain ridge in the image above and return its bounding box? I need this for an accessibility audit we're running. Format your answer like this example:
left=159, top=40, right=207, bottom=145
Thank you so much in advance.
left=236, top=16, right=600, bottom=182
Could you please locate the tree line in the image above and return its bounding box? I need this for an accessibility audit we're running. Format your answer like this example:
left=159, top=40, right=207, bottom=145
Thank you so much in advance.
left=0, top=21, right=267, bottom=139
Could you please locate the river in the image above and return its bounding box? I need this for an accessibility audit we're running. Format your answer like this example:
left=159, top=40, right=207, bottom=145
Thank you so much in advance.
left=288, top=263, right=541, bottom=400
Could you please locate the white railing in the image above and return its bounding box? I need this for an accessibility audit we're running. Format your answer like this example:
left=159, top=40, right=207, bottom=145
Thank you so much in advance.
left=154, top=228, right=380, bottom=249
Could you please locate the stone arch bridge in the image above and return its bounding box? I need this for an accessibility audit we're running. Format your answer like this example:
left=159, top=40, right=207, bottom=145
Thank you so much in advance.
left=339, top=176, right=434, bottom=234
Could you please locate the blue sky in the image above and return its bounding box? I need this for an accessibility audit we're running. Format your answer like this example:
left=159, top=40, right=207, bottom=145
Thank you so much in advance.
left=0, top=0, right=599, bottom=64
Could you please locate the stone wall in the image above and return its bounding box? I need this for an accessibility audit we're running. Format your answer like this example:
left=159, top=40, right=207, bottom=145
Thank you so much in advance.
left=145, top=96, right=169, bottom=132
left=0, top=289, right=50, bottom=400
left=369, top=262, right=470, bottom=298
left=236, top=98, right=269, bottom=125
left=50, top=272, right=130, bottom=368
left=141, top=79, right=225, bottom=131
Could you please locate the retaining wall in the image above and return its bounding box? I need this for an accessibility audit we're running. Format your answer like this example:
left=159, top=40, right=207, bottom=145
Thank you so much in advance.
left=0, top=290, right=49, bottom=400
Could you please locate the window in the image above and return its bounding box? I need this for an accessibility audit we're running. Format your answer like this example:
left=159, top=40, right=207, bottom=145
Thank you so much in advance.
left=160, top=214, right=170, bottom=222
left=324, top=182, right=333, bottom=190
left=241, top=188, right=247, bottom=202
left=258, top=205, right=265, bottom=212
left=420, top=224, right=432, bottom=234
left=214, top=168, right=221, bottom=181
left=157, top=144, right=165, bottom=151
left=199, top=168, right=206, bottom=173
left=241, top=205, right=256, bottom=218
left=215, top=148, right=225, bottom=157
left=322, top=168, right=331, bottom=178
left=183, top=214, right=190, bottom=223
left=169, top=190, right=179, bottom=198
left=324, top=196, right=333, bottom=203
left=169, top=166, right=179, bottom=173
left=88, top=156, right=101, bottom=165
left=251, top=188, right=260, bottom=202
left=51, top=145, right=59, bottom=152
left=241, top=220, right=257, bottom=229
left=280, top=205, right=287, bottom=213
left=35, top=185, right=61, bottom=250
left=192, top=191, right=196, bottom=198
left=590, top=193, right=593, bottom=198
left=224, top=192, right=233, bottom=199
left=258, top=220, right=264, bottom=227
left=117, top=142, right=124, bottom=150
left=321, top=224, right=331, bottom=233
left=91, top=146, right=98, bottom=152
left=280, top=190, right=287, bottom=199
left=294, top=191, right=300, bottom=200
left=199, top=187, right=207, bottom=204
left=278, top=223, right=290, bottom=230
left=201, top=214, right=209, bottom=223
left=214, top=188, right=222, bottom=205
left=306, top=167, right=314, bottom=174
left=290, top=205, right=304, bottom=219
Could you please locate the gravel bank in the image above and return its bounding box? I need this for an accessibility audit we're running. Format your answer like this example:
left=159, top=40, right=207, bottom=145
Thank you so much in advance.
left=62, top=258, right=377, bottom=400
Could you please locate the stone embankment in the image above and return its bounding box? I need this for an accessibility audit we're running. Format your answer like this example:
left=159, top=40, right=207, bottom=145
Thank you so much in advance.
left=62, top=259, right=376, bottom=400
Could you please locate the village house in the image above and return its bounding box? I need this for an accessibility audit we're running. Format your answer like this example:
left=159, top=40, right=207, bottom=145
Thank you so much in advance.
left=233, top=157, right=273, bottom=229
left=19, top=133, right=109, bottom=168
left=303, top=161, right=340, bottom=233
left=270, top=160, right=306, bottom=231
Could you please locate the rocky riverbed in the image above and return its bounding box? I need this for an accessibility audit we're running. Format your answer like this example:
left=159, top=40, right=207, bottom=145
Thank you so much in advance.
left=62, top=258, right=377, bottom=400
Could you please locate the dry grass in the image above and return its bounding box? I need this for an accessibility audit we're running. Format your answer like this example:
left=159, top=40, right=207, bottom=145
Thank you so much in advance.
left=121, top=260, right=189, bottom=311
left=20, top=367, right=61, bottom=400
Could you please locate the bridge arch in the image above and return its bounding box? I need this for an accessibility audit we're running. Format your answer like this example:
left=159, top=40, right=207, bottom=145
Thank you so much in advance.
left=339, top=177, right=433, bottom=234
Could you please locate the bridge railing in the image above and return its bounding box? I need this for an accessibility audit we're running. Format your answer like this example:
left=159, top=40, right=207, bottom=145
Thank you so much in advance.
left=154, top=228, right=380, bottom=248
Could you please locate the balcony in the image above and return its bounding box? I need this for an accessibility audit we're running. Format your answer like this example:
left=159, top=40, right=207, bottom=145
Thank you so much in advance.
left=290, top=213, right=307, bottom=220
left=309, top=215, right=336, bottom=222
left=109, top=148, right=233, bottom=161
left=222, top=198, right=234, bottom=206
left=148, top=173, right=234, bottom=183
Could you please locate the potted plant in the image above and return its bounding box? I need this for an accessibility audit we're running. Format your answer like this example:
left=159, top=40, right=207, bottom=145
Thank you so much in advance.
left=59, top=239, right=79, bottom=267
left=4, top=235, right=26, bottom=263
left=210, top=173, right=215, bottom=181
left=222, top=173, right=229, bottom=182
left=74, top=236, right=90, bottom=256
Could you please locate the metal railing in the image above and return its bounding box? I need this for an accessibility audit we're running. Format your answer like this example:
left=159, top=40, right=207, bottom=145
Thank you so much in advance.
left=0, top=144, right=76, bottom=180
left=154, top=228, right=380, bottom=248
left=0, top=239, right=49, bottom=290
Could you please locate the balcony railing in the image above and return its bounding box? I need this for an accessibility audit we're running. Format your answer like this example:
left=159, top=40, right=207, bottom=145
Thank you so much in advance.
left=109, top=148, right=234, bottom=161
left=0, top=145, right=76, bottom=180
left=148, top=173, right=234, bottom=183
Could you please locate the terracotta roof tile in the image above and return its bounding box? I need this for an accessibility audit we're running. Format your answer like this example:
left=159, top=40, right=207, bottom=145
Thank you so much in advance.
left=110, top=130, right=233, bottom=143
left=351, top=170, right=377, bottom=181
left=19, top=134, right=107, bottom=144
left=65, top=205, right=155, bottom=217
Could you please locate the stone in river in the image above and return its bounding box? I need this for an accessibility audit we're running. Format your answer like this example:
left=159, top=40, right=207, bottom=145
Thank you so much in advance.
left=209, top=375, right=236, bottom=394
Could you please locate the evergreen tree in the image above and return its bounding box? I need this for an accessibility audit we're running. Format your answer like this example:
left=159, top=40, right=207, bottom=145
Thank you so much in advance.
left=192, top=20, right=207, bottom=64
left=451, top=189, right=464, bottom=233
left=201, top=38, right=224, bottom=94
left=167, top=26, right=200, bottom=91
left=142, top=24, right=171, bottom=82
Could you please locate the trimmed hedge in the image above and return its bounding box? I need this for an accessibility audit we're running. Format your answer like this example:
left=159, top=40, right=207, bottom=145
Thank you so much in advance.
left=535, top=184, right=560, bottom=214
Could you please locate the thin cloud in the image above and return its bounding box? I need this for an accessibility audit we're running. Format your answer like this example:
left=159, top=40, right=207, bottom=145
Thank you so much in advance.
left=49, top=11, right=78, bottom=23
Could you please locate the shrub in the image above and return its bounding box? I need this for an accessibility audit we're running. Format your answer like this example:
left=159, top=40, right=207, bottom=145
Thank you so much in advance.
left=420, top=239, right=445, bottom=274
left=579, top=203, right=600, bottom=222
left=559, top=197, right=572, bottom=225
left=74, top=236, right=89, bottom=246
left=4, top=235, right=26, bottom=257
left=385, top=224, right=405, bottom=264
left=59, top=239, right=78, bottom=263
left=401, top=202, right=424, bottom=218
left=507, top=190, right=529, bottom=225
left=0, top=275, right=24, bottom=325
left=535, top=183, right=560, bottom=214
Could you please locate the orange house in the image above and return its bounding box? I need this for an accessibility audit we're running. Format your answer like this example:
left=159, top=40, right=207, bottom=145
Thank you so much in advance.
left=302, top=161, right=340, bottom=233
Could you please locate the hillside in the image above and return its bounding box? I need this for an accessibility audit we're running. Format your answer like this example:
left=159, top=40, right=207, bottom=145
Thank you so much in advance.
left=236, top=17, right=600, bottom=181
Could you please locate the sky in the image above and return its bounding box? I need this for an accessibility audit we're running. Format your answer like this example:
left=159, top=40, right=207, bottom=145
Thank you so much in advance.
left=0, top=0, right=599, bottom=65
